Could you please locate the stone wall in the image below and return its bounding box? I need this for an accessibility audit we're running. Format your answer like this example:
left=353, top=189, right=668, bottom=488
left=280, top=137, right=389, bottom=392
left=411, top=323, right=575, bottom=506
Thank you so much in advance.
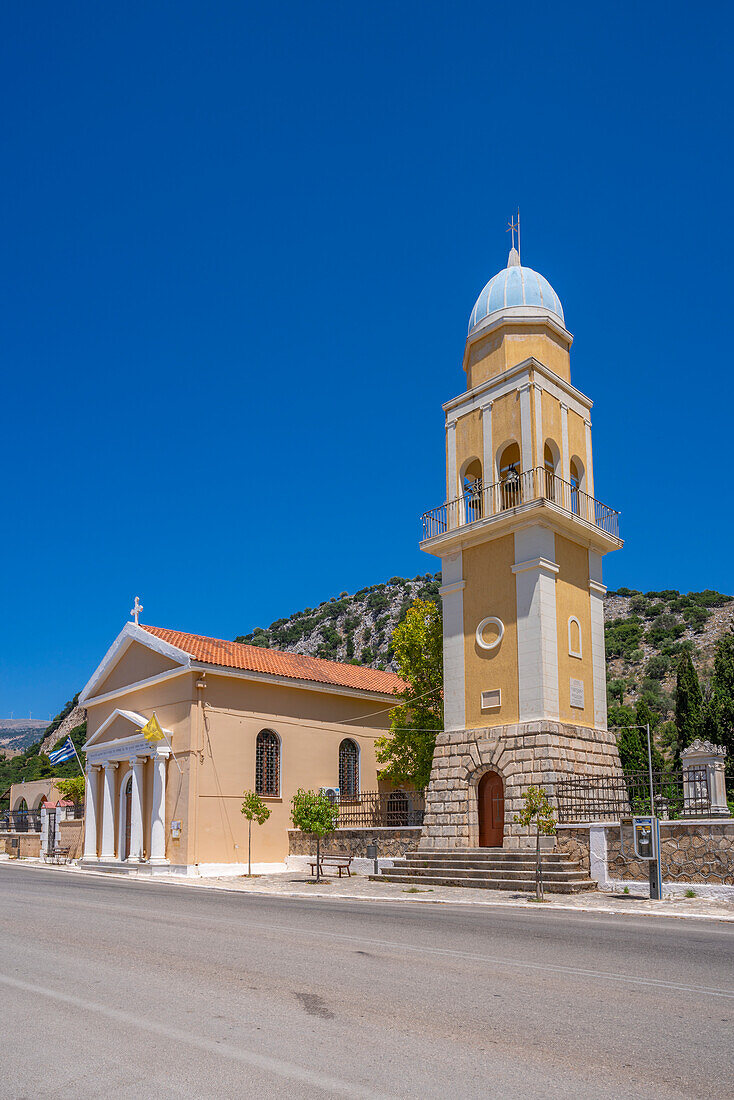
left=420, top=721, right=622, bottom=850
left=554, top=827, right=591, bottom=873
left=556, top=820, right=734, bottom=887
left=58, top=818, right=84, bottom=858
left=0, top=832, right=41, bottom=858
left=607, top=821, right=734, bottom=885
left=288, top=827, right=422, bottom=858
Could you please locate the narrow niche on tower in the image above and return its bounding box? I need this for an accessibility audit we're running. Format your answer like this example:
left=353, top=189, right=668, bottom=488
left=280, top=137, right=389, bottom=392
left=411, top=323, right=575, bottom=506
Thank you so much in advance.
left=568, top=616, right=582, bottom=659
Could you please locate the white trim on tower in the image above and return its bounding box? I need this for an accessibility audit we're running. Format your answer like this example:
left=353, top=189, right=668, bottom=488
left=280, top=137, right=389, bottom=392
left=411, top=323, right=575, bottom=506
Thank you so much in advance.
left=439, top=553, right=466, bottom=731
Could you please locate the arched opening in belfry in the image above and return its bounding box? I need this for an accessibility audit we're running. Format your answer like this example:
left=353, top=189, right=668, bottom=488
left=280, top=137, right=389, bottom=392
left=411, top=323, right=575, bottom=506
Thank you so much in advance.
left=544, top=440, right=560, bottom=501
left=498, top=442, right=521, bottom=509
left=461, top=457, right=483, bottom=521
left=570, top=457, right=583, bottom=515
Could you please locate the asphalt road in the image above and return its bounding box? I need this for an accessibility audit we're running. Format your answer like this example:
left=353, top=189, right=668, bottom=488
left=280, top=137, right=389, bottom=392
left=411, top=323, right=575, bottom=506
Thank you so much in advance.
left=0, top=866, right=732, bottom=1099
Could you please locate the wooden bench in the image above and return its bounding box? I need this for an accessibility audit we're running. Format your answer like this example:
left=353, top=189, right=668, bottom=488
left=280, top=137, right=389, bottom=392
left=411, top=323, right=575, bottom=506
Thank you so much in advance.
left=49, top=846, right=71, bottom=865
left=308, top=854, right=353, bottom=878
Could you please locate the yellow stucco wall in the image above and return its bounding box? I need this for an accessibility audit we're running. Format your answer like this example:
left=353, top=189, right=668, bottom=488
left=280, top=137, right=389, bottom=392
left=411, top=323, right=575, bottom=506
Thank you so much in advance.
left=465, top=325, right=571, bottom=389
left=490, top=389, right=522, bottom=477
left=95, top=642, right=181, bottom=696
left=462, top=534, right=518, bottom=728
left=554, top=534, right=595, bottom=727
left=454, top=408, right=483, bottom=493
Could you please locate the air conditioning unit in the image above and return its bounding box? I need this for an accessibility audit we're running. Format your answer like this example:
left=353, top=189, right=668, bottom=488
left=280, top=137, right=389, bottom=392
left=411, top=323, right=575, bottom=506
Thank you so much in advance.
left=320, top=786, right=340, bottom=803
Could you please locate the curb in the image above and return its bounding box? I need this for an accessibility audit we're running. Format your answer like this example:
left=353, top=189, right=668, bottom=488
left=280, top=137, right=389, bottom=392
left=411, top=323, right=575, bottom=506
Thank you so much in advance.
left=2, top=858, right=733, bottom=922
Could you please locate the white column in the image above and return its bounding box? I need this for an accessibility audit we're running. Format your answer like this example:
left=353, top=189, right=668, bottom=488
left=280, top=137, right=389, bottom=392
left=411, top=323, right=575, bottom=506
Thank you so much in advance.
left=99, top=762, right=118, bottom=861
left=446, top=419, right=458, bottom=528
left=480, top=401, right=493, bottom=513
left=149, top=752, right=169, bottom=865
left=533, top=383, right=543, bottom=472
left=83, top=765, right=99, bottom=861
left=513, top=526, right=560, bottom=722
left=584, top=417, right=594, bottom=498
left=560, top=403, right=570, bottom=486
left=518, top=383, right=533, bottom=476
left=440, top=552, right=466, bottom=731
left=589, top=551, right=607, bottom=729
left=127, top=757, right=145, bottom=862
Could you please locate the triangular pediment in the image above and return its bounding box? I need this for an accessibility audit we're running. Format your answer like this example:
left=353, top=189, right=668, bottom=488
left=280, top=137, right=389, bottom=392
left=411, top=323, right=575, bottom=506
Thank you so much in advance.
left=80, top=623, right=190, bottom=705
left=83, top=709, right=145, bottom=749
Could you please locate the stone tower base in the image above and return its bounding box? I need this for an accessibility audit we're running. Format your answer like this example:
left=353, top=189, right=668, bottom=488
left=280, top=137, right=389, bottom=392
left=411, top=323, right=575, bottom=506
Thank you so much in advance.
left=420, top=721, right=622, bottom=851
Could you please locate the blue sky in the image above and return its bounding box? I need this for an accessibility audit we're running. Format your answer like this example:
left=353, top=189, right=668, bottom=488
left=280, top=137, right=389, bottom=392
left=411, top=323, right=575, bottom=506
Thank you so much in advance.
left=1, top=1, right=732, bottom=717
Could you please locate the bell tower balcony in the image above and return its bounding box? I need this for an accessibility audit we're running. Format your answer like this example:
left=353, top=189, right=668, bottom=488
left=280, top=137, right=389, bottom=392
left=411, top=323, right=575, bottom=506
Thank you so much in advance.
left=420, top=467, right=622, bottom=555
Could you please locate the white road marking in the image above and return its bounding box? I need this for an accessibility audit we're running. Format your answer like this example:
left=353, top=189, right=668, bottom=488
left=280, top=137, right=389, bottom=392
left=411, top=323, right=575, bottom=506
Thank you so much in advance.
left=0, top=971, right=392, bottom=1099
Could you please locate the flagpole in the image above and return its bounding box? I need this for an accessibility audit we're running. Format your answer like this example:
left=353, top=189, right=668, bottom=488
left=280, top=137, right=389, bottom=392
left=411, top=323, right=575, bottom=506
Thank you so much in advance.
left=70, top=738, right=85, bottom=777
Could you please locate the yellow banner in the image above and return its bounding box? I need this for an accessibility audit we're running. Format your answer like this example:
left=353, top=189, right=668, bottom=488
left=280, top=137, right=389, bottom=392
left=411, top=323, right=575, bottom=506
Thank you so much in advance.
left=141, top=713, right=165, bottom=742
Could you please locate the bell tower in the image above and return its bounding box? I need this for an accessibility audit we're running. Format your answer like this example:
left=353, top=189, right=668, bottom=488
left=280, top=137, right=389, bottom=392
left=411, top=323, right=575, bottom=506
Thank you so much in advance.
left=419, top=239, right=623, bottom=850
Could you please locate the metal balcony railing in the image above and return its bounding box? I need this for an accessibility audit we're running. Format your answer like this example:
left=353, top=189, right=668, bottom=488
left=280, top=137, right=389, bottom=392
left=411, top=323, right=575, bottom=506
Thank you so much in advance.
left=421, top=467, right=620, bottom=540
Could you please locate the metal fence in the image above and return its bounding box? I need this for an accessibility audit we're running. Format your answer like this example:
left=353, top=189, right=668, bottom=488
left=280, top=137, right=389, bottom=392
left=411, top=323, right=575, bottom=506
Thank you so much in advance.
left=556, top=768, right=711, bottom=824
left=0, top=810, right=42, bottom=833
left=336, top=790, right=425, bottom=828
left=421, top=466, right=620, bottom=541
left=0, top=804, right=83, bottom=833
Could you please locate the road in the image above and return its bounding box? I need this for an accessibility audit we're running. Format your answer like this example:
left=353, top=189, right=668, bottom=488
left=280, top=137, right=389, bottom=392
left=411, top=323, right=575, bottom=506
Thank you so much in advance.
left=0, top=865, right=732, bottom=1099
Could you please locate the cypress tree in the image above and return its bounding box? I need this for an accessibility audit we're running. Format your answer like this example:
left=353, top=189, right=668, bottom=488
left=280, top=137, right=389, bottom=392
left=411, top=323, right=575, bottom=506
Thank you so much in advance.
left=674, top=652, right=703, bottom=759
left=705, top=632, right=734, bottom=777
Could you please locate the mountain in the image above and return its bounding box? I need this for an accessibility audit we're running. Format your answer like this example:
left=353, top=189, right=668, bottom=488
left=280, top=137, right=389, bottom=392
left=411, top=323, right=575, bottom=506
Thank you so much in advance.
left=236, top=577, right=733, bottom=718
left=0, top=719, right=52, bottom=757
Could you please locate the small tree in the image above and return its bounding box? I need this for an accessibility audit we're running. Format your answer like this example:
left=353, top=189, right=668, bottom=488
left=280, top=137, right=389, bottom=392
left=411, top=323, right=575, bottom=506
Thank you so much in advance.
left=55, top=776, right=85, bottom=807
left=514, top=786, right=556, bottom=901
left=375, top=598, right=443, bottom=790
left=290, top=788, right=339, bottom=883
left=240, top=791, right=271, bottom=876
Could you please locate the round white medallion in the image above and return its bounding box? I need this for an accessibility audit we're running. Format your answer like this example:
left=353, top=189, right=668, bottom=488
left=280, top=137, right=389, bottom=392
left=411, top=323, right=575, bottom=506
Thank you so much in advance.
left=476, top=616, right=505, bottom=651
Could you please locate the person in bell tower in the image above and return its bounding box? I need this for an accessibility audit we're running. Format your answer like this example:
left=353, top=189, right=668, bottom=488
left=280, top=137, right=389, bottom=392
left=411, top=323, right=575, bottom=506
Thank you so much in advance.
left=419, top=228, right=624, bottom=851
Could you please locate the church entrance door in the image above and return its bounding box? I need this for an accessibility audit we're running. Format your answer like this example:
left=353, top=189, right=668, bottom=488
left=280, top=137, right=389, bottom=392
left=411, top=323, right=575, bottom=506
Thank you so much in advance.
left=124, top=776, right=132, bottom=860
left=478, top=771, right=504, bottom=847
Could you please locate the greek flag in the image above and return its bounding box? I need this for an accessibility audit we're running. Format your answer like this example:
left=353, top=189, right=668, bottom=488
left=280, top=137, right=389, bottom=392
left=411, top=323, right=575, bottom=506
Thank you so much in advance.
left=48, top=736, right=76, bottom=765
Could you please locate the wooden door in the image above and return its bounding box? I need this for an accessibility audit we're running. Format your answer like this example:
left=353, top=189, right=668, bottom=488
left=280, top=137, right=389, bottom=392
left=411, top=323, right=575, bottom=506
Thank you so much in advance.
left=478, top=771, right=504, bottom=847
left=124, top=777, right=132, bottom=860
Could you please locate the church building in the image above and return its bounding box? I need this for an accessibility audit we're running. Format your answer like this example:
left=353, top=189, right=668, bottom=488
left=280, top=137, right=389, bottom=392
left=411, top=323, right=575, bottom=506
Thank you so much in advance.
left=79, top=230, right=624, bottom=870
left=79, top=622, right=402, bottom=872
left=419, top=238, right=623, bottom=849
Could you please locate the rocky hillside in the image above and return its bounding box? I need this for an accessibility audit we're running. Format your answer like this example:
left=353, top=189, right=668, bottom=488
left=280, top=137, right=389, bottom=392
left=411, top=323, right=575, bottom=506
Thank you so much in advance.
left=237, top=578, right=733, bottom=716
left=236, top=574, right=442, bottom=671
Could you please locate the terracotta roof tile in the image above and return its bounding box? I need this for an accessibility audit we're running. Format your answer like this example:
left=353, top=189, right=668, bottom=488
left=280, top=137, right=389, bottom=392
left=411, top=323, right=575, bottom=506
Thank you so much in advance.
left=141, top=625, right=405, bottom=697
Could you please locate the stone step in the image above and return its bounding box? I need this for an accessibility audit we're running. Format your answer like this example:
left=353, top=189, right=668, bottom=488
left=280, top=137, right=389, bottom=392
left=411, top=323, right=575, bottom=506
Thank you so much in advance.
left=404, top=849, right=561, bottom=860
left=400, top=857, right=581, bottom=870
left=370, top=874, right=596, bottom=894
left=379, top=866, right=591, bottom=883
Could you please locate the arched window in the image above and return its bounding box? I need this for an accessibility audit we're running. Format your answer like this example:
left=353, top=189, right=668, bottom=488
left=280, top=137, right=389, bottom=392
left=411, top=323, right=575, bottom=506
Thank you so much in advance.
left=461, top=458, right=483, bottom=522
left=568, top=616, right=582, bottom=658
left=570, top=458, right=581, bottom=515
left=255, top=730, right=280, bottom=796
left=499, top=442, right=521, bottom=509
left=544, top=441, right=559, bottom=501
left=339, top=739, right=360, bottom=800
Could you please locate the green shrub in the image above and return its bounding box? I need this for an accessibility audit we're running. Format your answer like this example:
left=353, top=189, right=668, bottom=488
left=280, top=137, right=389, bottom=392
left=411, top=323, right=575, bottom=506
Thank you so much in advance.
left=647, top=614, right=685, bottom=647
left=605, top=617, right=644, bottom=659
left=645, top=654, right=669, bottom=681
left=683, top=606, right=710, bottom=632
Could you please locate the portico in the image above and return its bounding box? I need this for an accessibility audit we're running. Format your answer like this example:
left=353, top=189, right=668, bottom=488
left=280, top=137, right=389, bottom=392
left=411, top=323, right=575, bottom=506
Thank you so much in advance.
left=82, top=708, right=171, bottom=871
